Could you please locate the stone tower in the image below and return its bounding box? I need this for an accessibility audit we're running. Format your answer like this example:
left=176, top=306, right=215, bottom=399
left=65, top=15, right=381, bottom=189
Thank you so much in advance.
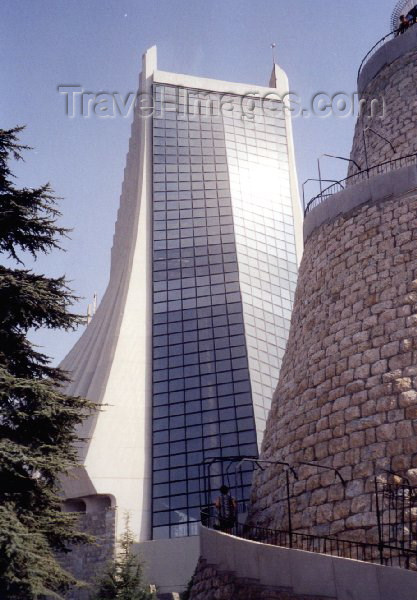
left=250, top=11, right=417, bottom=544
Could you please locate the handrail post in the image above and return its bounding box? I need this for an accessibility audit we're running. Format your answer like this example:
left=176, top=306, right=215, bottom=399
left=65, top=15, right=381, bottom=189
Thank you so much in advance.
left=286, top=469, right=293, bottom=548
left=317, top=158, right=323, bottom=195
left=362, top=129, right=370, bottom=178
left=375, top=477, right=384, bottom=565
left=357, top=29, right=398, bottom=82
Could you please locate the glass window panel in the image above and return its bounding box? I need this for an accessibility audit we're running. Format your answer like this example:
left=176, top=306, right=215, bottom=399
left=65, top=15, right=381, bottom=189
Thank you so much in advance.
left=170, top=453, right=186, bottom=467
left=186, top=413, right=202, bottom=426
left=170, top=495, right=187, bottom=509
left=153, top=470, right=169, bottom=484
left=186, top=425, right=203, bottom=438
left=170, top=481, right=187, bottom=495
left=202, top=410, right=218, bottom=423
left=170, top=441, right=186, bottom=454
left=221, top=433, right=238, bottom=446
left=154, top=430, right=169, bottom=444
left=153, top=457, right=169, bottom=470
left=187, top=437, right=203, bottom=452
left=153, top=483, right=170, bottom=497
left=150, top=86, right=267, bottom=540
left=204, top=436, right=221, bottom=450
left=170, top=415, right=185, bottom=428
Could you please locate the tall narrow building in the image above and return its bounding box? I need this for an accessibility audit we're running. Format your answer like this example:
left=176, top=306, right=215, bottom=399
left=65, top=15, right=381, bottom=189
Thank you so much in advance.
left=61, top=46, right=302, bottom=591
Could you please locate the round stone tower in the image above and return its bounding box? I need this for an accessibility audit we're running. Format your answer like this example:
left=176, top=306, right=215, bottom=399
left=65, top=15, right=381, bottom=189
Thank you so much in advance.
left=250, top=11, right=417, bottom=545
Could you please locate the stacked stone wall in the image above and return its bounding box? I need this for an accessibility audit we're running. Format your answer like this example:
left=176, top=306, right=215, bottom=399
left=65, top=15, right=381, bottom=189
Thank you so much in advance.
left=348, top=47, right=417, bottom=177
left=60, top=509, right=116, bottom=600
left=250, top=190, right=417, bottom=543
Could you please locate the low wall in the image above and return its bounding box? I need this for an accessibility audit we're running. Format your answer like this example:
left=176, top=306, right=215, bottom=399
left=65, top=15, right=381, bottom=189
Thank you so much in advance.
left=304, top=163, right=417, bottom=241
left=358, top=24, right=417, bottom=93
left=191, top=526, right=417, bottom=600
left=136, top=536, right=200, bottom=594
left=190, top=558, right=332, bottom=600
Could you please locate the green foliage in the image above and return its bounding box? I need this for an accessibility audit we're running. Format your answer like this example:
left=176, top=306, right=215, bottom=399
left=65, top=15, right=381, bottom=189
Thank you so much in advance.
left=0, top=126, right=96, bottom=599
left=91, top=517, right=155, bottom=600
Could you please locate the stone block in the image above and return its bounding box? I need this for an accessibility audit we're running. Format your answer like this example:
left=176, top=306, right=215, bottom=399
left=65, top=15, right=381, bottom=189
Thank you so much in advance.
left=375, top=423, right=396, bottom=441
left=399, top=390, right=417, bottom=407
left=381, top=341, right=399, bottom=358
left=389, top=352, right=413, bottom=370
left=406, top=468, right=417, bottom=486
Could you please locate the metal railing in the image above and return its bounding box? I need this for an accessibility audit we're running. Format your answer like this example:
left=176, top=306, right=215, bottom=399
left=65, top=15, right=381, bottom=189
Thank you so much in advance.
left=357, top=29, right=398, bottom=83
left=357, top=16, right=417, bottom=83
left=375, top=478, right=417, bottom=557
left=201, top=474, right=417, bottom=570
left=304, top=151, right=417, bottom=216
left=205, top=518, right=417, bottom=570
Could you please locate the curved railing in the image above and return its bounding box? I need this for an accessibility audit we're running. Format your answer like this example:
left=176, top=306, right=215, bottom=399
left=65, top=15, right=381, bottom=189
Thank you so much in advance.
left=392, top=0, right=417, bottom=31
left=357, top=29, right=398, bottom=82
left=204, top=519, right=417, bottom=570
left=304, top=152, right=417, bottom=217
left=203, top=477, right=417, bottom=570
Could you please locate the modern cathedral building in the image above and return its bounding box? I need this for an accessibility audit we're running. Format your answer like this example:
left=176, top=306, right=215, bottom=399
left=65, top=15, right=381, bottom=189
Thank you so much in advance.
left=61, top=46, right=302, bottom=591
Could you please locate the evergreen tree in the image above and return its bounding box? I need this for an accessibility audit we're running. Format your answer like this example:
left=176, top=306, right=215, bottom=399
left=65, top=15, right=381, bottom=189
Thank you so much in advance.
left=91, top=517, right=155, bottom=600
left=0, top=126, right=95, bottom=599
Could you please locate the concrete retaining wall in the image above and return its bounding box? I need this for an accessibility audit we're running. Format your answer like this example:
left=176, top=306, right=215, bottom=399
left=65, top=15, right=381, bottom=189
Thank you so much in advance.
left=304, top=163, right=417, bottom=241
left=190, top=527, right=417, bottom=600
left=358, top=25, right=417, bottom=93
left=136, top=536, right=200, bottom=594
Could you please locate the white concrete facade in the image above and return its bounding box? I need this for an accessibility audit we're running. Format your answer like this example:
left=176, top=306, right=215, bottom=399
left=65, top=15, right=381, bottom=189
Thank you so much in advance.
left=61, top=46, right=302, bottom=553
left=61, top=47, right=156, bottom=542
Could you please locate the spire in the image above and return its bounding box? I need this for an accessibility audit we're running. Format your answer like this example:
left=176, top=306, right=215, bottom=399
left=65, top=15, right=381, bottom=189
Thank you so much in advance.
left=270, top=42, right=277, bottom=65
left=268, top=42, right=289, bottom=94
left=269, top=62, right=289, bottom=95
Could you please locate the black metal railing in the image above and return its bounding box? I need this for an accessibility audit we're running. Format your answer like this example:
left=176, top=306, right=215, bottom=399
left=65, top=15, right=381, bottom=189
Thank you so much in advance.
left=357, top=29, right=398, bottom=83
left=304, top=152, right=417, bottom=216
left=204, top=518, right=417, bottom=570
left=198, top=457, right=417, bottom=570
left=357, top=15, right=417, bottom=83
left=201, top=472, right=417, bottom=570
left=375, top=478, right=417, bottom=555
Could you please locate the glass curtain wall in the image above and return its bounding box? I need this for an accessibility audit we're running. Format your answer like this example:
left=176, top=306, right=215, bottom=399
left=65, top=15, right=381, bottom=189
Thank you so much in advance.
left=151, top=84, right=258, bottom=539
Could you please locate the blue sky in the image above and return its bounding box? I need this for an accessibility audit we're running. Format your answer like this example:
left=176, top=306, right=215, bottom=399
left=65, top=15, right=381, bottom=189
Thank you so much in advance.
left=1, top=0, right=396, bottom=364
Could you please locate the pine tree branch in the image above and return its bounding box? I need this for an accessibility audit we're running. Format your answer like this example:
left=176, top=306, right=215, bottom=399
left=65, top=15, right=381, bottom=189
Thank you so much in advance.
left=0, top=266, right=81, bottom=331
left=0, top=185, right=70, bottom=263
left=0, top=126, right=99, bottom=597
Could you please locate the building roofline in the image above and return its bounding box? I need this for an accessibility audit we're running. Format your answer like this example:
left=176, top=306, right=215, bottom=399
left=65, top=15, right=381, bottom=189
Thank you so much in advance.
left=153, top=68, right=289, bottom=97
